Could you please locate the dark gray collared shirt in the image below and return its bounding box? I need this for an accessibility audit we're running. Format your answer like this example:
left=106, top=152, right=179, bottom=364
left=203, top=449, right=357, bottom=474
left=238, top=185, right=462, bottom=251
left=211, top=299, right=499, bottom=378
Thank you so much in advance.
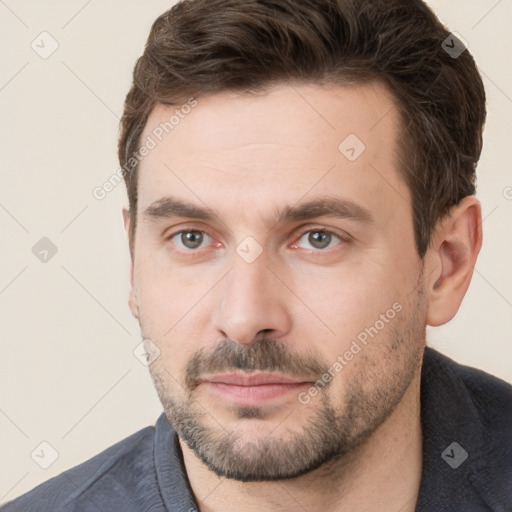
left=3, top=347, right=511, bottom=511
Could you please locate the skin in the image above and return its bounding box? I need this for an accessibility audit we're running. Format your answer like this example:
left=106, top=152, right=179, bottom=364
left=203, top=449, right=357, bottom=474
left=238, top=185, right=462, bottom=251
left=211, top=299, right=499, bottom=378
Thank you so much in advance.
left=123, top=81, right=482, bottom=512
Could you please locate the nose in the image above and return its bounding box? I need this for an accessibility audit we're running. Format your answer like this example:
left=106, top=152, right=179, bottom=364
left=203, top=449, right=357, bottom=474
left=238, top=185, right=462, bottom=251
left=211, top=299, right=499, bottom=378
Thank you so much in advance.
left=211, top=250, right=292, bottom=346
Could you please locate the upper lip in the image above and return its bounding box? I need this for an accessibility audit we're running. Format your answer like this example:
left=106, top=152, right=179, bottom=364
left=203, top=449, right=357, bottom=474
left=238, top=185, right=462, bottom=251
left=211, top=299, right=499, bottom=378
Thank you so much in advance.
left=202, top=372, right=309, bottom=386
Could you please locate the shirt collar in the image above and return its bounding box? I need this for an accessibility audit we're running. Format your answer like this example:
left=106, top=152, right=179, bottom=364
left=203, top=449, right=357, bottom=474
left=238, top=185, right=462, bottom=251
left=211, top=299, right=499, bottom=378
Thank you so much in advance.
left=154, top=412, right=200, bottom=512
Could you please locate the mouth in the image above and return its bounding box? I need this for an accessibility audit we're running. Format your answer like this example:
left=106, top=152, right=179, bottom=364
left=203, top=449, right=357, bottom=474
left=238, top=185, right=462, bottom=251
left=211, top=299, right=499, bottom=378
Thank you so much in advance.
left=200, top=372, right=312, bottom=406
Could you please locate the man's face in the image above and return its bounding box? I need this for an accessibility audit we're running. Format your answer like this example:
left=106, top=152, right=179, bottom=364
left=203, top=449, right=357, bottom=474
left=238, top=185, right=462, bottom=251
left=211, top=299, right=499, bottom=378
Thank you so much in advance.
left=127, top=81, right=427, bottom=481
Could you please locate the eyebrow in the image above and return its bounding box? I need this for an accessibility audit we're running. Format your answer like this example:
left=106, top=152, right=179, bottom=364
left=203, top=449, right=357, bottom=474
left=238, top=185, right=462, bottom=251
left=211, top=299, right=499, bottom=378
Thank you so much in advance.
left=142, top=195, right=374, bottom=227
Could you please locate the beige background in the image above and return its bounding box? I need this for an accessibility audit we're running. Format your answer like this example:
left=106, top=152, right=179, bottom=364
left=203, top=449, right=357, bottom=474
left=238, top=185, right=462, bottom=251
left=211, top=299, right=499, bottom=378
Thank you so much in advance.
left=1, top=0, right=511, bottom=503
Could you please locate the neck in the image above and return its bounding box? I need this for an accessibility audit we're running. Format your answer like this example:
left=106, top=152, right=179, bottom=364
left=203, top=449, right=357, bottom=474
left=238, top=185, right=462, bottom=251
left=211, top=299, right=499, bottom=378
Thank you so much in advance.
left=180, top=372, right=423, bottom=512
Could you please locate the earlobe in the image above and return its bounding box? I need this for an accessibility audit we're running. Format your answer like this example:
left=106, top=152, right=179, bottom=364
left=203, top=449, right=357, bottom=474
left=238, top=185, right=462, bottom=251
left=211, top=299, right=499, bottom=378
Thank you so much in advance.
left=122, top=207, right=130, bottom=233
left=122, top=206, right=140, bottom=321
left=128, top=283, right=140, bottom=321
left=426, top=196, right=482, bottom=327
left=127, top=257, right=140, bottom=321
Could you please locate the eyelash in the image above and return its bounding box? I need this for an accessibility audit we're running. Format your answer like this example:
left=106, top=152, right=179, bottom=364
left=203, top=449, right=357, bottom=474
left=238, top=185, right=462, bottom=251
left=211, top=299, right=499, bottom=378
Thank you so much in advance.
left=166, top=227, right=349, bottom=254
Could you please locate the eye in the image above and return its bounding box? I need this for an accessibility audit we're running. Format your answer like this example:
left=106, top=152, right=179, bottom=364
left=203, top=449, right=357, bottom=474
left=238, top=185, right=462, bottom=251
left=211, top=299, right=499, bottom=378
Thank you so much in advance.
left=168, top=230, right=212, bottom=251
left=292, top=229, right=346, bottom=251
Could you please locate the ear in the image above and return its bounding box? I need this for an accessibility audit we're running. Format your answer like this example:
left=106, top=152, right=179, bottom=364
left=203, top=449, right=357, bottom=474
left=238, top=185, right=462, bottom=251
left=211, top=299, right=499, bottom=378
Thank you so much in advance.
left=122, top=207, right=139, bottom=321
left=425, top=196, right=483, bottom=326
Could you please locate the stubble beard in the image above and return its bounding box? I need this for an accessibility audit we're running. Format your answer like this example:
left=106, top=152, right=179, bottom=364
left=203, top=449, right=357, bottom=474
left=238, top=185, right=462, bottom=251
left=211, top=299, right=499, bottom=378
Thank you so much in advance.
left=146, top=286, right=426, bottom=482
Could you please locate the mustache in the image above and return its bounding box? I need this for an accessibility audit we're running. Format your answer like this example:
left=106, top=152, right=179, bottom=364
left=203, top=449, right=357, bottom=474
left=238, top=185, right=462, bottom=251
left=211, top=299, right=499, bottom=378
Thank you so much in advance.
left=184, top=338, right=329, bottom=391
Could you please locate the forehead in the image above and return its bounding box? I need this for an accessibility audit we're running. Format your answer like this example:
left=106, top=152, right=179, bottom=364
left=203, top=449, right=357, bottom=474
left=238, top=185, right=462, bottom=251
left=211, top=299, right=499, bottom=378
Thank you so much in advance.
left=142, top=80, right=399, bottom=153
left=136, top=81, right=408, bottom=227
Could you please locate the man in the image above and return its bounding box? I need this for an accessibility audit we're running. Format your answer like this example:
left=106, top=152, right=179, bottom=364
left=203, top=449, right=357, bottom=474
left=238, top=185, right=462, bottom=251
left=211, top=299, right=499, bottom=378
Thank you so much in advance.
left=3, top=0, right=511, bottom=511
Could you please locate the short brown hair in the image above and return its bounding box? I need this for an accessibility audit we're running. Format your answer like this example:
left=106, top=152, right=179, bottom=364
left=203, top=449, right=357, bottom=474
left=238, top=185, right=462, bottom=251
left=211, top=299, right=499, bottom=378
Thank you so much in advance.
left=118, top=0, right=486, bottom=259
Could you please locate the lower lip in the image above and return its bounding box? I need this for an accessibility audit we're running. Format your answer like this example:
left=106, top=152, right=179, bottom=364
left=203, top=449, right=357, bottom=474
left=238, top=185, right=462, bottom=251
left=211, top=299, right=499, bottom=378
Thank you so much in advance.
left=203, top=382, right=310, bottom=406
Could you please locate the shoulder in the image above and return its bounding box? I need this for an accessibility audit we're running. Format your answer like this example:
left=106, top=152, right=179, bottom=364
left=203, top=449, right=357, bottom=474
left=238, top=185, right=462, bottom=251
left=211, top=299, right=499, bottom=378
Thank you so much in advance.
left=1, top=425, right=157, bottom=512
left=424, top=346, right=512, bottom=427
left=419, top=346, right=512, bottom=510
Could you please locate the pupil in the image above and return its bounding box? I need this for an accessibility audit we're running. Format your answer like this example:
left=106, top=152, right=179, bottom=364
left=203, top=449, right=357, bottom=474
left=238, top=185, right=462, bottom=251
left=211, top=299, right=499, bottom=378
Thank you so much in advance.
left=310, top=231, right=330, bottom=249
left=183, top=231, right=203, bottom=248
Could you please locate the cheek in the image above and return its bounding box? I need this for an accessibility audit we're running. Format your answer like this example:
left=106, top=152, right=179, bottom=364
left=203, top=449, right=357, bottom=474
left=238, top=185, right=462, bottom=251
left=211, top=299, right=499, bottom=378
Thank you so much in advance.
left=290, top=264, right=412, bottom=383
left=295, top=261, right=402, bottom=333
left=134, top=254, right=208, bottom=327
left=134, top=267, right=212, bottom=372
